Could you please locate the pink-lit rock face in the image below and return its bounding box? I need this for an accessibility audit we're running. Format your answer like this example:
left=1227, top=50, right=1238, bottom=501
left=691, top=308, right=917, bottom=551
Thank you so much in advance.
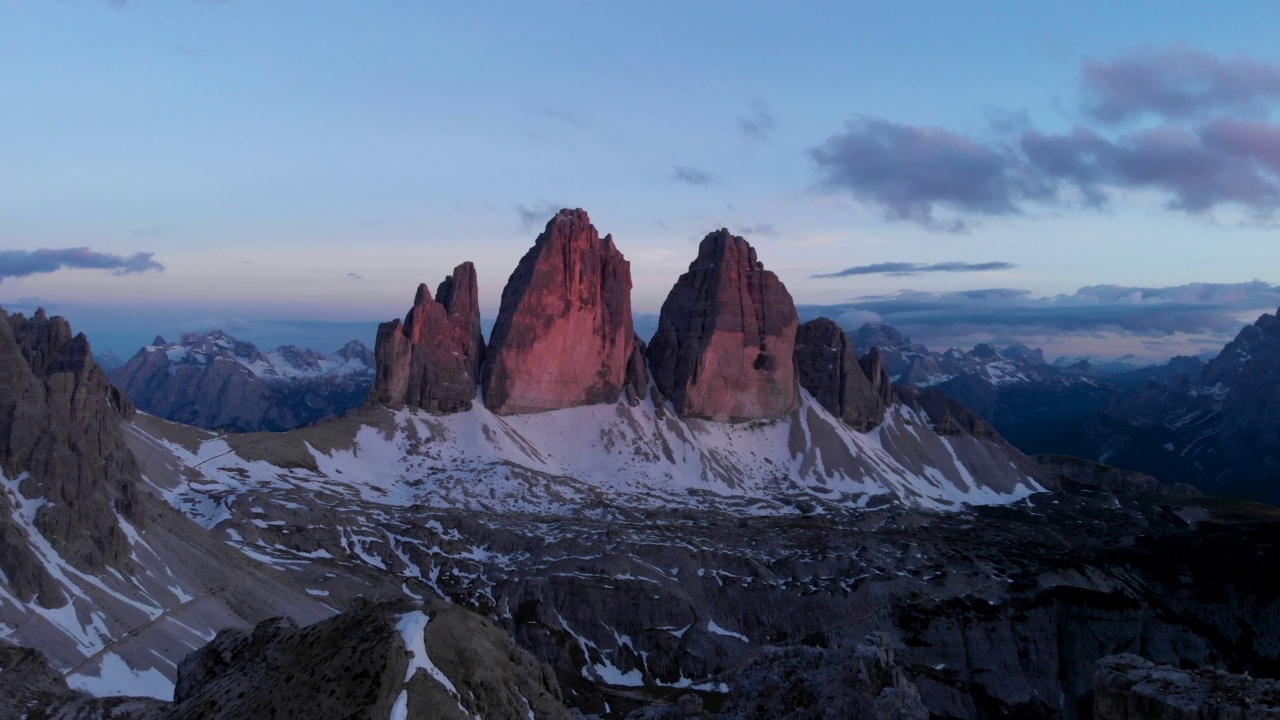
left=370, top=262, right=485, bottom=413
left=482, top=209, right=636, bottom=415
left=648, top=229, right=800, bottom=421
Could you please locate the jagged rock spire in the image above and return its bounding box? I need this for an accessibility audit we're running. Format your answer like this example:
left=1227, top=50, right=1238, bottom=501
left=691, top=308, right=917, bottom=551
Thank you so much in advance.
left=370, top=262, right=485, bottom=413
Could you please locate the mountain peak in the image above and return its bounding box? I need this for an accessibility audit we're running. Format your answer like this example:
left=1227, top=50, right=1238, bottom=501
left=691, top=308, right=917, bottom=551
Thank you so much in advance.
left=481, top=210, right=634, bottom=415
left=371, top=262, right=486, bottom=414
left=647, top=229, right=799, bottom=421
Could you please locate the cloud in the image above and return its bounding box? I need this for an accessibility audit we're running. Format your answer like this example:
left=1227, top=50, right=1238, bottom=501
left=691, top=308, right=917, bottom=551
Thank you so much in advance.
left=671, top=165, right=714, bottom=186
left=813, top=47, right=1280, bottom=229
left=516, top=202, right=564, bottom=232
left=132, top=224, right=174, bottom=238
left=521, top=100, right=589, bottom=129
left=738, top=221, right=778, bottom=237
left=1082, top=45, right=1280, bottom=124
left=798, top=280, right=1280, bottom=339
left=0, top=248, right=164, bottom=282
left=1024, top=122, right=1280, bottom=213
left=813, top=261, right=1017, bottom=278
left=738, top=100, right=776, bottom=140
left=810, top=117, right=1034, bottom=232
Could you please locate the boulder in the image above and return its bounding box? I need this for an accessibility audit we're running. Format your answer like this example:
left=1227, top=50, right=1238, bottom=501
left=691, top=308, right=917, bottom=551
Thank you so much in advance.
left=371, top=262, right=486, bottom=414
left=482, top=209, right=636, bottom=415
left=647, top=229, right=800, bottom=421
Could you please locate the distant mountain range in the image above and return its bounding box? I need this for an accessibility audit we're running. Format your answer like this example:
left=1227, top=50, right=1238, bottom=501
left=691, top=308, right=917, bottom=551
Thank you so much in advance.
left=855, top=313, right=1280, bottom=503
left=109, top=330, right=374, bottom=432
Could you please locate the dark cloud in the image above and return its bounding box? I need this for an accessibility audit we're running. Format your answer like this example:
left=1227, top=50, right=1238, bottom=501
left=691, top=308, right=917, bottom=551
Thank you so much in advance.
left=810, top=117, right=1033, bottom=233
left=798, top=281, right=1280, bottom=339
left=814, top=261, right=1017, bottom=278
left=516, top=202, right=564, bottom=232
left=813, top=47, right=1280, bottom=229
left=671, top=165, right=714, bottom=186
left=1023, top=121, right=1280, bottom=214
left=0, top=248, right=164, bottom=282
left=1082, top=45, right=1280, bottom=124
left=738, top=101, right=776, bottom=140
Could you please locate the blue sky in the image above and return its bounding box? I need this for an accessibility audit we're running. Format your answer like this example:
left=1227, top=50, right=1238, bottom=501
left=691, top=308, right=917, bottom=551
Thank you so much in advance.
left=3, top=1, right=1280, bottom=362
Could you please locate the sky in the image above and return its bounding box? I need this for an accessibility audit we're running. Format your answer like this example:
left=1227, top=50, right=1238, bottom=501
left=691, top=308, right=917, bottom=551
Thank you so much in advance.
left=3, top=1, right=1280, bottom=363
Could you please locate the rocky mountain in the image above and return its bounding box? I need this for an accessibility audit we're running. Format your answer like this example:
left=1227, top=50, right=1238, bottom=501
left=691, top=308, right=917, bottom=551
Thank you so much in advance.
left=3, top=210, right=1280, bottom=719
left=370, top=262, right=486, bottom=414
left=482, top=209, right=638, bottom=415
left=1067, top=307, right=1280, bottom=503
left=110, top=331, right=375, bottom=433
left=648, top=229, right=801, bottom=421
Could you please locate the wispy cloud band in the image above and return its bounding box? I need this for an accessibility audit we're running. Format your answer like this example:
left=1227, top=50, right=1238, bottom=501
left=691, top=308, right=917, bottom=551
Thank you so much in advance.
left=0, top=248, right=164, bottom=282
left=813, top=261, right=1017, bottom=278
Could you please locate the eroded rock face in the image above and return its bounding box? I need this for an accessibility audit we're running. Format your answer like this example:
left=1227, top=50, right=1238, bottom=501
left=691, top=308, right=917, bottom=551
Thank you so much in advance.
left=647, top=229, right=800, bottom=421
left=0, top=308, right=140, bottom=604
left=482, top=209, right=636, bottom=415
left=860, top=346, right=897, bottom=409
left=371, top=262, right=486, bottom=414
left=794, top=318, right=886, bottom=431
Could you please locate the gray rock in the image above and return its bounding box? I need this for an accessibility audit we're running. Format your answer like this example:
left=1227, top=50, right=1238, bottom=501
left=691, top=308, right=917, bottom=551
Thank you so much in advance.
left=1093, top=653, right=1280, bottom=719
left=794, top=318, right=886, bottom=431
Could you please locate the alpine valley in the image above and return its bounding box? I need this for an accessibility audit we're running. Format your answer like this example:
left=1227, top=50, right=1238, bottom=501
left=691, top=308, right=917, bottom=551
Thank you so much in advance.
left=2, top=210, right=1278, bottom=719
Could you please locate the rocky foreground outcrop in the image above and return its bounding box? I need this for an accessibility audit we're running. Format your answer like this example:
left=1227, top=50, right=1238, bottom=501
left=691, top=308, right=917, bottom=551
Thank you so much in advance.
left=2, top=602, right=572, bottom=720
left=371, top=262, right=486, bottom=413
left=648, top=229, right=800, bottom=421
left=1093, top=654, right=1280, bottom=719
left=794, top=318, right=887, bottom=431
left=482, top=209, right=637, bottom=415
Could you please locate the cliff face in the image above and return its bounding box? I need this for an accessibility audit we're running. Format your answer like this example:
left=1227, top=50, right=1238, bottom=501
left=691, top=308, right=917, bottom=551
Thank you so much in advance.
left=0, top=308, right=140, bottom=605
left=647, top=229, right=800, bottom=421
left=371, top=262, right=486, bottom=413
left=481, top=209, right=636, bottom=415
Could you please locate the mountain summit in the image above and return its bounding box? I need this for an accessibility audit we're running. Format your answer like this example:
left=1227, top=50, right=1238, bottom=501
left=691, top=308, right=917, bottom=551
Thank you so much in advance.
left=648, top=229, right=801, bottom=421
left=481, top=209, right=638, bottom=415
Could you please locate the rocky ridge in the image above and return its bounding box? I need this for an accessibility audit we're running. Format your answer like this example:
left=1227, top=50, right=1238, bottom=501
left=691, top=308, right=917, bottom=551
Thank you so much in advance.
left=0, top=308, right=138, bottom=599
